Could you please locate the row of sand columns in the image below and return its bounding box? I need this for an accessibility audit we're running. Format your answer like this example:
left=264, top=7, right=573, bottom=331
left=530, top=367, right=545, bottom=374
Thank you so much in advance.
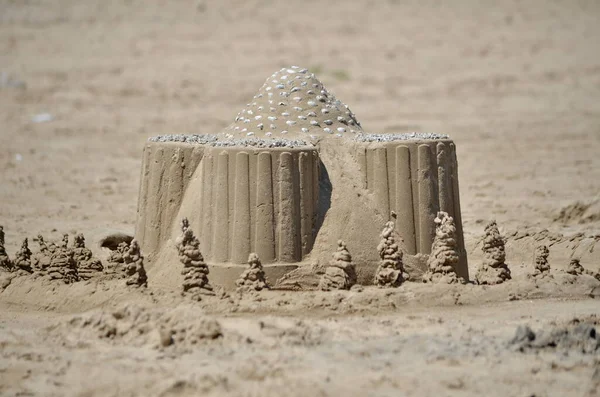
left=198, top=147, right=320, bottom=264
left=356, top=140, right=468, bottom=279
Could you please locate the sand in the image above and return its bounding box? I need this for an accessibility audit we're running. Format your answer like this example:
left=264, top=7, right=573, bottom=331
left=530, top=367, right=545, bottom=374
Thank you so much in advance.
left=1, top=0, right=600, bottom=395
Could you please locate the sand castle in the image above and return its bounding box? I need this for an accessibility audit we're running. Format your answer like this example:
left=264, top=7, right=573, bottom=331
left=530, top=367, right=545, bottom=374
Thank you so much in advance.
left=135, top=66, right=468, bottom=289
left=475, top=221, right=511, bottom=285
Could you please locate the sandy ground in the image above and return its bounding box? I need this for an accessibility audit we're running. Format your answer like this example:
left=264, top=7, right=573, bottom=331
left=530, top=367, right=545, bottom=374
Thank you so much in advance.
left=1, top=0, right=600, bottom=396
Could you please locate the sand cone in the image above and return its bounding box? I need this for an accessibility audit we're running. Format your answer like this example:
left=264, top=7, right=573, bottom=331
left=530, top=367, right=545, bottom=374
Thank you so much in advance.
left=72, top=233, right=103, bottom=280
left=46, top=234, right=78, bottom=283
left=13, top=238, right=32, bottom=274
left=176, top=218, right=213, bottom=299
left=374, top=222, right=407, bottom=288
left=423, top=212, right=465, bottom=284
left=475, top=221, right=511, bottom=285
left=319, top=240, right=356, bottom=291
left=236, top=253, right=269, bottom=292
left=32, top=235, right=52, bottom=274
left=123, top=239, right=147, bottom=287
left=531, top=245, right=550, bottom=278
left=566, top=258, right=584, bottom=276
left=107, top=241, right=129, bottom=273
left=0, top=225, right=12, bottom=271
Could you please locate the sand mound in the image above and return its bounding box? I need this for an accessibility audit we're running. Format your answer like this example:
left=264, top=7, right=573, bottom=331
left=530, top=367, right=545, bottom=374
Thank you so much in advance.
left=510, top=320, right=600, bottom=354
left=58, top=304, right=223, bottom=349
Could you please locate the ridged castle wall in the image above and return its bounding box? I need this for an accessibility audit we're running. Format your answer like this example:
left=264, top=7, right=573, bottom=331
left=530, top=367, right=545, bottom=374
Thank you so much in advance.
left=193, top=146, right=321, bottom=264
left=135, top=141, right=321, bottom=266
left=135, top=137, right=468, bottom=286
left=355, top=139, right=468, bottom=279
left=135, top=142, right=204, bottom=258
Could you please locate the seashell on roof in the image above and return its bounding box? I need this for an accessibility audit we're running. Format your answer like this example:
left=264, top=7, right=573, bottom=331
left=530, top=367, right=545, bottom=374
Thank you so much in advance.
left=224, top=66, right=363, bottom=139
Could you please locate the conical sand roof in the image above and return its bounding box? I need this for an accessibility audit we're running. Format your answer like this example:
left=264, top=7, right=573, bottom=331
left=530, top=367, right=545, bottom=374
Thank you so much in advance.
left=223, top=66, right=363, bottom=139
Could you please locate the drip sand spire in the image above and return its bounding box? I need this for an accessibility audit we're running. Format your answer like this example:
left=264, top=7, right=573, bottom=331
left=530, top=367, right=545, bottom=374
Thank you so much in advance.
left=475, top=220, right=511, bottom=285
left=48, top=236, right=78, bottom=283
left=374, top=222, right=407, bottom=288
left=14, top=238, right=32, bottom=274
left=72, top=233, right=103, bottom=280
left=176, top=218, right=213, bottom=299
left=531, top=245, right=550, bottom=278
left=566, top=258, right=584, bottom=276
left=423, top=212, right=465, bottom=284
left=32, top=234, right=51, bottom=274
left=0, top=225, right=11, bottom=271
left=319, top=240, right=357, bottom=291
left=236, top=253, right=269, bottom=292
left=123, top=239, right=147, bottom=287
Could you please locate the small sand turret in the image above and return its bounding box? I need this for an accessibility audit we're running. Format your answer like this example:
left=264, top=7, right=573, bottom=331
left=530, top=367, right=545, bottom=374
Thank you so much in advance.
left=423, top=212, right=464, bottom=284
left=107, top=242, right=129, bottom=265
left=176, top=218, right=213, bottom=299
left=72, top=233, right=103, bottom=280
left=0, top=226, right=12, bottom=271
left=319, top=240, right=356, bottom=291
left=531, top=245, right=550, bottom=277
left=14, top=238, right=32, bottom=274
left=47, top=234, right=78, bottom=283
left=566, top=258, right=584, bottom=276
left=475, top=221, right=511, bottom=285
left=32, top=235, right=51, bottom=274
left=123, top=239, right=147, bottom=287
left=374, top=222, right=407, bottom=288
left=236, top=253, right=269, bottom=292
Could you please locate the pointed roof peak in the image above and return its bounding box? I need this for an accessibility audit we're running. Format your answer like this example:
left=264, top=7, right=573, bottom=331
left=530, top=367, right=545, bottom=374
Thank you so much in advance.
left=223, top=66, right=363, bottom=140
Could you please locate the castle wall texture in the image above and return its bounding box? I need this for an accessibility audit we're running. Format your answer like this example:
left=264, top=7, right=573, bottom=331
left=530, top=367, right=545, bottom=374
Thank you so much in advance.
left=355, top=139, right=468, bottom=279
left=181, top=145, right=320, bottom=265
left=135, top=142, right=204, bottom=258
